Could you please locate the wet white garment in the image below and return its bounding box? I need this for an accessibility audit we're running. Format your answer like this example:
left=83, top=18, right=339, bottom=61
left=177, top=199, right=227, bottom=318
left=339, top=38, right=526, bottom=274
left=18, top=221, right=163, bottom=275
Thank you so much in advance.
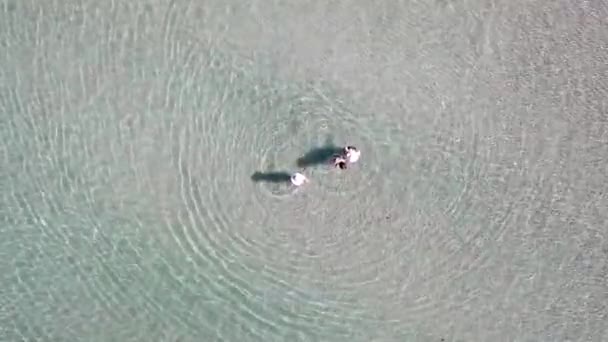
left=346, top=148, right=360, bottom=163
left=290, top=172, right=308, bottom=186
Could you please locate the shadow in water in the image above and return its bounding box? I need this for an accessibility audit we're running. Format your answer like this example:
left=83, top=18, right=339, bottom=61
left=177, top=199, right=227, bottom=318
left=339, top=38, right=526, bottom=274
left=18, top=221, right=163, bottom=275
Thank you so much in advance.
left=296, top=145, right=343, bottom=168
left=251, top=171, right=292, bottom=183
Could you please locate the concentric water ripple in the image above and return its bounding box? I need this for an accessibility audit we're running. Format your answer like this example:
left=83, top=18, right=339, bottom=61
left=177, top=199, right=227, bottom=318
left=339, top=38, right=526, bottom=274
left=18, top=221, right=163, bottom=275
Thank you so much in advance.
left=169, top=35, right=501, bottom=332
left=129, top=34, right=394, bottom=339
left=3, top=0, right=608, bottom=341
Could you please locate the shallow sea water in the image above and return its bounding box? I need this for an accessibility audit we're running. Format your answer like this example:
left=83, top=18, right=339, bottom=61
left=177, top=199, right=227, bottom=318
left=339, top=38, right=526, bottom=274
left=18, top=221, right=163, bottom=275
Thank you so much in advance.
left=1, top=0, right=607, bottom=341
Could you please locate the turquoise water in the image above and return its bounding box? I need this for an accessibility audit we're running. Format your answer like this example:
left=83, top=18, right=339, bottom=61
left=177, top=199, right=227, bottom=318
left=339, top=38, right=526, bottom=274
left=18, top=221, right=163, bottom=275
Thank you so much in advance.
left=2, top=1, right=607, bottom=341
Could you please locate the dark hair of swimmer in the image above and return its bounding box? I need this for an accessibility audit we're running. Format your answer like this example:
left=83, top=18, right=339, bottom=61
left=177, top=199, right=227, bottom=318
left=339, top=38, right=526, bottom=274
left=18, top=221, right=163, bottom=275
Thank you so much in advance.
left=337, top=161, right=347, bottom=169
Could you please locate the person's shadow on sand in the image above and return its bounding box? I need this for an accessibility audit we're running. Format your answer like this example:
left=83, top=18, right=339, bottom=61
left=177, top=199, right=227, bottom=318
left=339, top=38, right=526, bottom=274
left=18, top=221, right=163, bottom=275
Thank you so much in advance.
left=250, top=171, right=292, bottom=183
left=296, top=144, right=343, bottom=168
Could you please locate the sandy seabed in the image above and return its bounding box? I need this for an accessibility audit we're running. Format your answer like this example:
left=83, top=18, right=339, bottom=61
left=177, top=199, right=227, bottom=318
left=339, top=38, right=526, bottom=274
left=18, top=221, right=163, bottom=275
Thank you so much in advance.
left=1, top=1, right=607, bottom=341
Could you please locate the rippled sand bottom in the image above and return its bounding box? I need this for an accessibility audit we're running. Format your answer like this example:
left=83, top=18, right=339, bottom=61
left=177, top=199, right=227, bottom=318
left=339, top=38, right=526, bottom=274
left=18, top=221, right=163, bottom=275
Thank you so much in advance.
left=1, top=0, right=607, bottom=341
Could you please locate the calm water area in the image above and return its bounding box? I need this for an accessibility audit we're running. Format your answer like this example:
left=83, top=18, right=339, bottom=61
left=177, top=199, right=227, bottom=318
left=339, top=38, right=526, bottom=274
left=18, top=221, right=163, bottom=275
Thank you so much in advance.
left=1, top=1, right=607, bottom=341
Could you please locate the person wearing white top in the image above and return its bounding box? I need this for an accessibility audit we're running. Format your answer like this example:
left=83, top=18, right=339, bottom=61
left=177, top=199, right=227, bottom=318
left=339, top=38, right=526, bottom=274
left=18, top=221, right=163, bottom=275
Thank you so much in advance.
left=344, top=146, right=360, bottom=163
left=290, top=172, right=309, bottom=186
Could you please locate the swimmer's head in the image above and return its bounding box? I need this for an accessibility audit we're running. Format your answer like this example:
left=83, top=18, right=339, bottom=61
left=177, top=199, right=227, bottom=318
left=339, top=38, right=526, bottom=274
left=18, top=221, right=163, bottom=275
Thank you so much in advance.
left=331, top=155, right=347, bottom=169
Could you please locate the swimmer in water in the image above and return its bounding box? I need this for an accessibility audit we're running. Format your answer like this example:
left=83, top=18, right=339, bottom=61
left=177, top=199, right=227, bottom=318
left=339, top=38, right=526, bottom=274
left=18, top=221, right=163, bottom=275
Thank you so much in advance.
left=331, top=154, right=348, bottom=170
left=344, top=145, right=360, bottom=163
left=290, top=172, right=309, bottom=186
